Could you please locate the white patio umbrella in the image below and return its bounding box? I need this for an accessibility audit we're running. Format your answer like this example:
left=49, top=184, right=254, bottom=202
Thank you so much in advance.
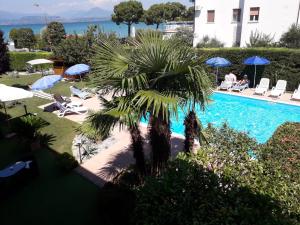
left=0, top=84, right=34, bottom=116
left=26, top=59, right=53, bottom=66
left=26, top=59, right=53, bottom=75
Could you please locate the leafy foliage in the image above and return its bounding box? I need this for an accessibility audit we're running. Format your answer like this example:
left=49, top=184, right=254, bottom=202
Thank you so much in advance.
left=89, top=30, right=212, bottom=174
left=0, top=30, right=9, bottom=73
left=112, top=1, right=144, bottom=36
left=196, top=35, right=224, bottom=48
left=9, top=28, right=36, bottom=50
left=280, top=24, right=300, bottom=48
left=171, top=27, right=194, bottom=46
left=43, top=21, right=66, bottom=50
left=53, top=34, right=90, bottom=66
left=143, top=4, right=166, bottom=29
left=246, top=30, right=274, bottom=47
left=12, top=114, right=48, bottom=141
left=131, top=123, right=300, bottom=225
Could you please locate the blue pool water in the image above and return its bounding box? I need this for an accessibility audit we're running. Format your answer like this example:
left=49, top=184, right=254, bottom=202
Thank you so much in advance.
left=143, top=93, right=300, bottom=143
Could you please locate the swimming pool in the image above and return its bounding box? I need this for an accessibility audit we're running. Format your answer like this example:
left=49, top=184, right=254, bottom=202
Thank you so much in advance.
left=143, top=93, right=300, bottom=143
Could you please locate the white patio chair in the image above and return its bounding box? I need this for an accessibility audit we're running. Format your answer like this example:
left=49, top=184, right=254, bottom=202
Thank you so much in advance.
left=55, top=101, right=87, bottom=118
left=270, top=80, right=287, bottom=98
left=254, top=78, right=270, bottom=95
left=291, top=84, right=300, bottom=100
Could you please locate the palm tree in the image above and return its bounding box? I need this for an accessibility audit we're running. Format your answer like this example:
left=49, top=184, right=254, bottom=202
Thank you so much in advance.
left=89, top=31, right=212, bottom=174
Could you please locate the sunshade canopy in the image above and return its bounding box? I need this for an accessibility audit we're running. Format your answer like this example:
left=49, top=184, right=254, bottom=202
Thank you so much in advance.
left=26, top=59, right=53, bottom=66
left=243, top=56, right=270, bottom=65
left=206, top=57, right=232, bottom=67
left=0, top=84, right=33, bottom=102
left=31, top=75, right=62, bottom=91
left=65, top=64, right=90, bottom=76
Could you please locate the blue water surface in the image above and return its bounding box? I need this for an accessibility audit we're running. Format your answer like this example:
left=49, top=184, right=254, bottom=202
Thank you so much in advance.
left=143, top=93, right=300, bottom=143
left=0, top=21, right=160, bottom=40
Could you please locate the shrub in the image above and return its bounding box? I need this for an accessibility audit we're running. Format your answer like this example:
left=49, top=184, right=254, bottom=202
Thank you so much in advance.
left=280, top=24, right=300, bottom=48
left=171, top=27, right=193, bottom=46
left=53, top=34, right=90, bottom=66
left=0, top=30, right=9, bottom=73
left=9, top=51, right=52, bottom=71
left=132, top=154, right=294, bottom=225
left=56, top=152, right=79, bottom=171
left=194, top=48, right=300, bottom=90
left=247, top=30, right=274, bottom=47
left=196, top=35, right=224, bottom=48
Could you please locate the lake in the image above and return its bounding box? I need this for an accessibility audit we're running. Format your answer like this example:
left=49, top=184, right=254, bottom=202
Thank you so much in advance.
left=0, top=20, right=162, bottom=40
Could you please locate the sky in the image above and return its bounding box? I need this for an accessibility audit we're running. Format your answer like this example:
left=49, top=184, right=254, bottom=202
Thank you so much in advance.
left=0, top=0, right=192, bottom=14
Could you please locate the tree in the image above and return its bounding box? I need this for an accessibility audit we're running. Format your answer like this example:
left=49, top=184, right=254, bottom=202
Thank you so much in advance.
left=17, top=28, right=36, bottom=51
left=43, top=21, right=66, bottom=50
left=9, top=28, right=36, bottom=50
left=0, top=30, right=9, bottom=74
left=89, top=31, right=212, bottom=175
left=9, top=28, right=19, bottom=47
left=53, top=34, right=90, bottom=66
left=143, top=4, right=166, bottom=29
left=184, top=6, right=195, bottom=21
left=280, top=24, right=300, bottom=48
left=164, top=2, right=186, bottom=21
left=172, top=27, right=194, bottom=46
left=246, top=30, right=274, bottom=47
left=112, top=1, right=144, bottom=37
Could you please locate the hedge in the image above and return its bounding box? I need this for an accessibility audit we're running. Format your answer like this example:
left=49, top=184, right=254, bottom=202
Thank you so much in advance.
left=195, top=48, right=300, bottom=91
left=9, top=52, right=53, bottom=71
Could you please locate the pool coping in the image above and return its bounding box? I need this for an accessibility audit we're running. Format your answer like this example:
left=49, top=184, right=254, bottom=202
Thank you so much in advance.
left=214, top=90, right=300, bottom=108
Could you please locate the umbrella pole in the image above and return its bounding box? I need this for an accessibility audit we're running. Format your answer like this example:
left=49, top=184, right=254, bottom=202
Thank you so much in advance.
left=254, top=65, right=257, bottom=87
left=216, top=67, right=219, bottom=85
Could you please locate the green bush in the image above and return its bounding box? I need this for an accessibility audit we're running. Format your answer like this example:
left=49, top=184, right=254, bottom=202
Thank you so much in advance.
left=194, top=48, right=300, bottom=90
left=56, top=152, right=79, bottom=171
left=131, top=123, right=300, bottom=224
left=9, top=51, right=53, bottom=71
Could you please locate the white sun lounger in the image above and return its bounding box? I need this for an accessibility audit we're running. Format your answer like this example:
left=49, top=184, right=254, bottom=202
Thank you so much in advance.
left=270, top=80, right=287, bottom=98
left=291, top=84, right=300, bottom=100
left=219, top=75, right=233, bottom=91
left=55, top=101, right=87, bottom=118
left=254, top=78, right=270, bottom=95
left=70, top=86, right=92, bottom=100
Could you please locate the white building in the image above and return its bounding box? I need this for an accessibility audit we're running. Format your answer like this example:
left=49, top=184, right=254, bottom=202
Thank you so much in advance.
left=193, top=0, right=300, bottom=47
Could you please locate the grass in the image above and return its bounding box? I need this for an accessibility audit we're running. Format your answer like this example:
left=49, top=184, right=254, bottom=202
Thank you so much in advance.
left=0, top=74, right=101, bottom=225
left=0, top=74, right=87, bottom=154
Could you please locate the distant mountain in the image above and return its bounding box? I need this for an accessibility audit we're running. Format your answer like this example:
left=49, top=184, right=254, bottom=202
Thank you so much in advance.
left=57, top=7, right=111, bottom=19
left=0, top=7, right=111, bottom=25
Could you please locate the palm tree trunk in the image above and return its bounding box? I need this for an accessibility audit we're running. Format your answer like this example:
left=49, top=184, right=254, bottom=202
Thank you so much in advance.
left=129, top=124, right=146, bottom=176
left=148, top=112, right=171, bottom=175
left=184, top=110, right=198, bottom=153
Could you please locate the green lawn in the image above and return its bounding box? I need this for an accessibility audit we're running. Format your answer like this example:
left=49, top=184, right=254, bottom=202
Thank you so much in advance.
left=0, top=75, right=101, bottom=225
left=0, top=74, right=87, bottom=154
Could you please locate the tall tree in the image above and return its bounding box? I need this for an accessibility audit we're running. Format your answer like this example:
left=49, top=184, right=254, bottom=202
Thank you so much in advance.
left=280, top=24, right=300, bottom=48
left=0, top=30, right=9, bottom=74
left=143, top=4, right=166, bottom=29
left=164, top=2, right=186, bottom=21
left=9, top=28, right=19, bottom=47
left=17, top=28, right=36, bottom=51
left=89, top=31, right=212, bottom=175
left=43, top=21, right=66, bottom=50
left=112, top=1, right=144, bottom=37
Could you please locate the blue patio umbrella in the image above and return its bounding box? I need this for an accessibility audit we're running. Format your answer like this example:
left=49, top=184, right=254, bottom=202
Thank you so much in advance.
left=206, top=57, right=232, bottom=83
left=244, top=56, right=270, bottom=87
left=31, top=75, right=62, bottom=90
left=65, top=64, right=90, bottom=76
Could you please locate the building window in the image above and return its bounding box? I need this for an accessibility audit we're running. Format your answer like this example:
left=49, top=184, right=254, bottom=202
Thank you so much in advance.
left=207, top=10, right=215, bottom=23
left=232, top=9, right=241, bottom=22
left=250, top=7, right=260, bottom=22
